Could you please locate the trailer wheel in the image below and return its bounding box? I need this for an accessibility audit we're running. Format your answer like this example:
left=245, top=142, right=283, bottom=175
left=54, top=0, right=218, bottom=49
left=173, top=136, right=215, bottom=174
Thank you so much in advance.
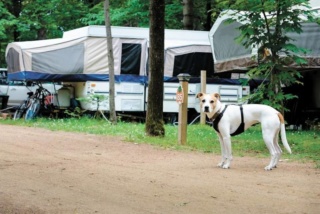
left=187, top=109, right=201, bottom=125
left=166, top=113, right=178, bottom=125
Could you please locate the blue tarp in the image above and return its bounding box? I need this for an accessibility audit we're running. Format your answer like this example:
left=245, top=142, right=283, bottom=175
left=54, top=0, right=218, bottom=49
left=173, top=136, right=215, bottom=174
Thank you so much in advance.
left=8, top=71, right=149, bottom=83
left=8, top=70, right=245, bottom=86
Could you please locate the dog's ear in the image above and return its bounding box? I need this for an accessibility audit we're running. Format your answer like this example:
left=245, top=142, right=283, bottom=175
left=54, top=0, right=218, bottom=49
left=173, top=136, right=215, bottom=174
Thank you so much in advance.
left=196, top=93, right=203, bottom=99
left=213, top=93, right=221, bottom=100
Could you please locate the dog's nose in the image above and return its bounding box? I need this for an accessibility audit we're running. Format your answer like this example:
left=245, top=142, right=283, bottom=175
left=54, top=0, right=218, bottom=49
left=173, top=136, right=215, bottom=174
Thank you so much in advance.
left=204, top=106, right=209, bottom=112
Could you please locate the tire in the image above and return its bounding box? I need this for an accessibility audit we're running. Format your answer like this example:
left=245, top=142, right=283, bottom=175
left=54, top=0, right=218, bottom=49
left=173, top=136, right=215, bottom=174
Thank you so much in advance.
left=13, top=102, right=27, bottom=120
left=25, top=99, right=40, bottom=121
left=166, top=113, right=178, bottom=125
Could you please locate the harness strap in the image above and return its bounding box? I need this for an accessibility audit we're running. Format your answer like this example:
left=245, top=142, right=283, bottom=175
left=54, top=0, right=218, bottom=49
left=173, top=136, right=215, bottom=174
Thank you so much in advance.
left=212, top=104, right=245, bottom=136
left=212, top=105, right=228, bottom=133
left=230, top=105, right=245, bottom=136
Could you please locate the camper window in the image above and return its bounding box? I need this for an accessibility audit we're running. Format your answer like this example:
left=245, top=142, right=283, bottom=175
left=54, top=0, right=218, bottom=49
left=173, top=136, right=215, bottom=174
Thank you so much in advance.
left=173, top=52, right=214, bottom=77
left=121, top=43, right=141, bottom=75
left=0, top=69, right=7, bottom=85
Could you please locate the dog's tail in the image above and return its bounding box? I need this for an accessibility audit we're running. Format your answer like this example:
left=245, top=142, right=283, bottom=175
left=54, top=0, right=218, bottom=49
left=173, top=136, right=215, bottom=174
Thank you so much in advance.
left=278, top=113, right=292, bottom=154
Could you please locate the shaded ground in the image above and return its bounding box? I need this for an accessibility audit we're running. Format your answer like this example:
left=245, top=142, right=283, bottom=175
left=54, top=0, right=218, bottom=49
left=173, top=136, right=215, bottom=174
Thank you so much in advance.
left=0, top=124, right=319, bottom=214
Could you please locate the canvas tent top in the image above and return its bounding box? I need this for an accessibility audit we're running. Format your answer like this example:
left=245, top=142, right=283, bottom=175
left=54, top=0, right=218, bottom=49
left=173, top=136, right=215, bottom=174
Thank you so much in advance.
left=209, top=3, right=320, bottom=73
left=6, top=26, right=213, bottom=82
left=308, top=0, right=320, bottom=10
left=63, top=25, right=211, bottom=49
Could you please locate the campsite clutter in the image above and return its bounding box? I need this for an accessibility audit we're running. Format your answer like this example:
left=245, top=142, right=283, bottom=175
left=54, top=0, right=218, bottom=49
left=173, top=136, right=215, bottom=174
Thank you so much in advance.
left=209, top=10, right=320, bottom=73
left=208, top=10, right=320, bottom=127
left=3, top=2, right=320, bottom=123
left=4, top=17, right=320, bottom=124
left=5, top=25, right=249, bottom=122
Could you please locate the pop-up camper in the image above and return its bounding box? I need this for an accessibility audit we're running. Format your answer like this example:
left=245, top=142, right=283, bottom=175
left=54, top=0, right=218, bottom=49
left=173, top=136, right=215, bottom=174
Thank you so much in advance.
left=5, top=26, right=249, bottom=121
left=209, top=10, right=320, bottom=73
left=208, top=5, right=320, bottom=125
left=6, top=26, right=149, bottom=82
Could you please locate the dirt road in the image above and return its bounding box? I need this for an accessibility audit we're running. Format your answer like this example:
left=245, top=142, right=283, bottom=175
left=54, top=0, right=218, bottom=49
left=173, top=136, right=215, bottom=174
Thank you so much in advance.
left=0, top=124, right=319, bottom=214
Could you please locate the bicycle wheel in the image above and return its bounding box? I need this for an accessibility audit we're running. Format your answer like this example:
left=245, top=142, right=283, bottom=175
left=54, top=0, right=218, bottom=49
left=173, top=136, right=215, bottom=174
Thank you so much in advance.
left=25, top=99, right=41, bottom=120
left=13, top=102, right=28, bottom=120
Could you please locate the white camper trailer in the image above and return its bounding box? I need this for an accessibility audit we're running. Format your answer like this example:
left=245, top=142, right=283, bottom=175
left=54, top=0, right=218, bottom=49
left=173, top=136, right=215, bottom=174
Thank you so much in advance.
left=6, top=25, right=249, bottom=122
left=63, top=26, right=249, bottom=118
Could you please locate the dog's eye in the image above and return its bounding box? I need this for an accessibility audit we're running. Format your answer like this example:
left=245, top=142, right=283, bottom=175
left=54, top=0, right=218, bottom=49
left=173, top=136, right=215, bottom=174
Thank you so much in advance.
left=210, top=100, right=214, bottom=104
left=202, top=100, right=205, bottom=103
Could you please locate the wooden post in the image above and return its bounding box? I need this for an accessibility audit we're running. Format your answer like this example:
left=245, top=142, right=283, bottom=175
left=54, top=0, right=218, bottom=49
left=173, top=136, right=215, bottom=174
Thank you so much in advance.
left=177, top=73, right=191, bottom=145
left=200, top=70, right=206, bottom=125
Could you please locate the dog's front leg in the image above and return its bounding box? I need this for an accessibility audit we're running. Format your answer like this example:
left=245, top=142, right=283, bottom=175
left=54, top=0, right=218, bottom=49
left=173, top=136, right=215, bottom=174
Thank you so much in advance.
left=221, top=135, right=233, bottom=169
left=217, top=133, right=227, bottom=168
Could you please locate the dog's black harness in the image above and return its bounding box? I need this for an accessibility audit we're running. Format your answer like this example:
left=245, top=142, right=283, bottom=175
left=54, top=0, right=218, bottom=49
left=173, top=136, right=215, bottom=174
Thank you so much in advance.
left=212, top=105, right=245, bottom=136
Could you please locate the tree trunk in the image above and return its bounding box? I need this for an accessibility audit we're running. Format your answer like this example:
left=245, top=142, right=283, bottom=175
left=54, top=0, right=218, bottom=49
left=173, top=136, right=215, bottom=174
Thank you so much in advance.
left=183, top=0, right=194, bottom=30
left=37, top=27, right=47, bottom=40
left=204, top=0, right=212, bottom=31
left=145, top=0, right=165, bottom=136
left=104, top=0, right=117, bottom=124
left=11, top=0, right=22, bottom=40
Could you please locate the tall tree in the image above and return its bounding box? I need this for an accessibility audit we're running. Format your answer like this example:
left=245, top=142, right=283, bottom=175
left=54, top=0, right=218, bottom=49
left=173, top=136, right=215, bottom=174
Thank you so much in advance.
left=183, top=0, right=194, bottom=29
left=204, top=0, right=212, bottom=30
left=217, top=0, right=317, bottom=113
left=145, top=0, right=165, bottom=136
left=104, top=0, right=117, bottom=124
left=6, top=0, right=22, bottom=41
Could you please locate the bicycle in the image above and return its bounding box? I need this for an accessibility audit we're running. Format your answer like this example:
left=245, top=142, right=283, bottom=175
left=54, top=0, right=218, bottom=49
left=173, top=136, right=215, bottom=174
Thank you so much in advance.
left=13, top=91, right=34, bottom=120
left=25, top=83, right=54, bottom=120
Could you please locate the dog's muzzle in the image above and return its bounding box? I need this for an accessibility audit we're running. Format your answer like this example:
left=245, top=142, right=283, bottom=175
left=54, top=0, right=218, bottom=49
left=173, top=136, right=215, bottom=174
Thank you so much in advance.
left=204, top=106, right=210, bottom=113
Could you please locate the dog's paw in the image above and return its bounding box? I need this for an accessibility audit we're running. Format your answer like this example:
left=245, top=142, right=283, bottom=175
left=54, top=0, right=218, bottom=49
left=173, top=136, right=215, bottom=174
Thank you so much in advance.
left=220, top=159, right=231, bottom=169
left=217, top=162, right=224, bottom=168
left=264, top=165, right=273, bottom=171
left=222, top=165, right=230, bottom=169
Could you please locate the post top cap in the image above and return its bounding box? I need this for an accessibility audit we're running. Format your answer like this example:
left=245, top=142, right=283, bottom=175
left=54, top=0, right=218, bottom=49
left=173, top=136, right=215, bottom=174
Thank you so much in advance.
left=177, top=73, right=191, bottom=82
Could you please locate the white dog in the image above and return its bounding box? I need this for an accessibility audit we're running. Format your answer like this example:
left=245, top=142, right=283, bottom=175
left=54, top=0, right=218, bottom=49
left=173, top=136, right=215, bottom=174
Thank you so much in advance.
left=196, top=92, right=292, bottom=170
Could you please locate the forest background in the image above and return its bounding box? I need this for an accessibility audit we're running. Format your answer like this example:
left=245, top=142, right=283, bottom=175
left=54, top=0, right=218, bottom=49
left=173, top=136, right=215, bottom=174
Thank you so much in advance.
left=0, top=0, right=215, bottom=68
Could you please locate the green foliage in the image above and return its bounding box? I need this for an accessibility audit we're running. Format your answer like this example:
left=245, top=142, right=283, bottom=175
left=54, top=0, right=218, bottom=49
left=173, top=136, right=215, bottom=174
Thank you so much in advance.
left=216, top=0, right=318, bottom=112
left=77, top=94, right=108, bottom=112
left=17, top=0, right=88, bottom=40
left=81, top=0, right=184, bottom=28
left=1, top=119, right=319, bottom=168
left=111, top=0, right=150, bottom=27
left=1, top=0, right=214, bottom=67
left=0, top=1, right=18, bottom=40
left=80, top=2, right=105, bottom=25
left=165, top=0, right=184, bottom=29
left=64, top=107, right=83, bottom=118
left=77, top=94, right=108, bottom=102
left=0, top=1, right=18, bottom=67
left=247, top=82, right=298, bottom=111
left=81, top=0, right=151, bottom=27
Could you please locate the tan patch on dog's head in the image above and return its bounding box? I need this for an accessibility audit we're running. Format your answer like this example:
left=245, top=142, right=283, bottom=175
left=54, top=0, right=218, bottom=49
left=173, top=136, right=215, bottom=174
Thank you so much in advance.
left=212, top=93, right=220, bottom=100
left=196, top=92, right=204, bottom=99
left=196, top=92, right=220, bottom=113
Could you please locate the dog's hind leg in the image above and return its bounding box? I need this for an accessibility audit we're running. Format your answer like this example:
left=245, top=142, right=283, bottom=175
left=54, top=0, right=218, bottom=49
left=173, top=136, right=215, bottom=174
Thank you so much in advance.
left=262, top=129, right=279, bottom=170
left=261, top=117, right=283, bottom=170
left=271, top=130, right=283, bottom=168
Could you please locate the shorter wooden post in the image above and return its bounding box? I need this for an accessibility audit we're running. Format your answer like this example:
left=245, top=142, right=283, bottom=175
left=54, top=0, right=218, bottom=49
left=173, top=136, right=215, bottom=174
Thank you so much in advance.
left=200, top=70, right=206, bottom=125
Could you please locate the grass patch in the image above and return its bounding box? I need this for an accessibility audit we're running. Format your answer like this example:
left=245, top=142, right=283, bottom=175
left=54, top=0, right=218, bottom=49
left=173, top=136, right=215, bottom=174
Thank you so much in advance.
left=1, top=117, right=319, bottom=168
